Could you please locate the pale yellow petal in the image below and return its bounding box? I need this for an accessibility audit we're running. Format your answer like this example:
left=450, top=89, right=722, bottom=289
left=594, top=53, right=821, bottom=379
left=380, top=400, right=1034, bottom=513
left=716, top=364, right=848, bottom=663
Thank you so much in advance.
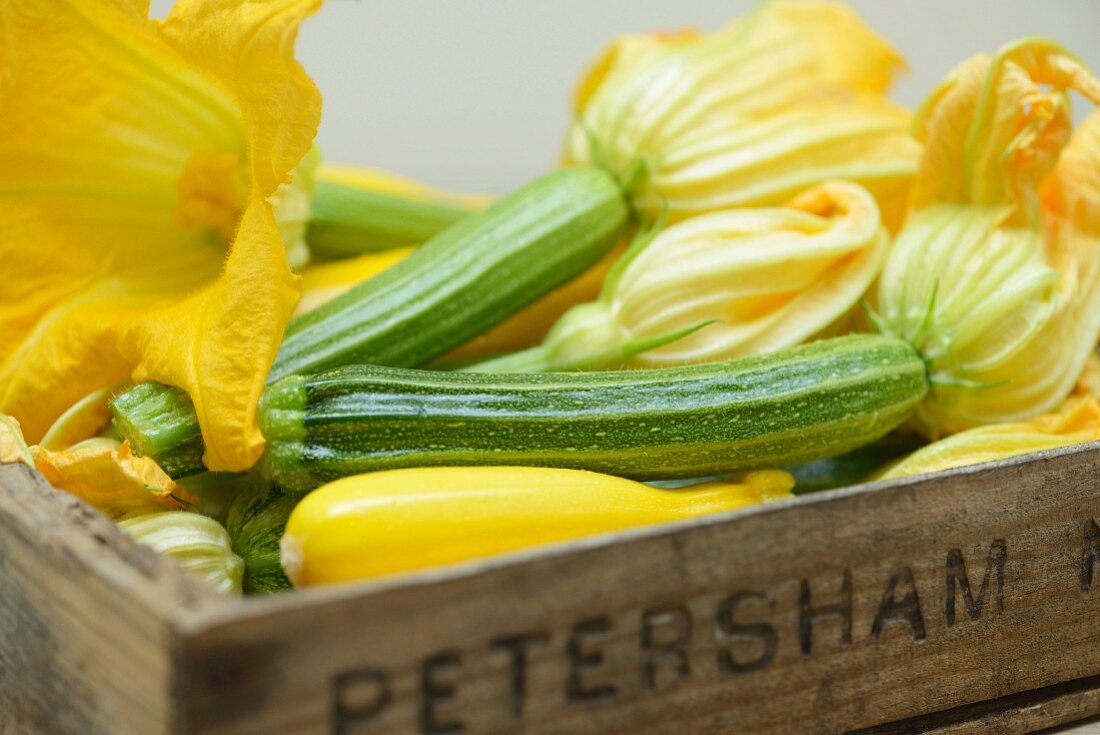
left=565, top=0, right=918, bottom=225
left=39, top=387, right=117, bottom=451
left=625, top=182, right=888, bottom=365
left=0, top=414, right=34, bottom=467
left=912, top=40, right=1100, bottom=214
left=1043, top=110, right=1100, bottom=242
left=272, top=144, right=320, bottom=270
left=529, top=182, right=887, bottom=370
left=881, top=396, right=1100, bottom=480
left=880, top=40, right=1100, bottom=435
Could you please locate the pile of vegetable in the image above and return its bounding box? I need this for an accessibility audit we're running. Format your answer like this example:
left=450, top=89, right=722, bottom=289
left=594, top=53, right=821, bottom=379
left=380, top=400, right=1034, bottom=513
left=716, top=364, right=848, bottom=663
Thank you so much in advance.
left=1, top=1, right=1098, bottom=596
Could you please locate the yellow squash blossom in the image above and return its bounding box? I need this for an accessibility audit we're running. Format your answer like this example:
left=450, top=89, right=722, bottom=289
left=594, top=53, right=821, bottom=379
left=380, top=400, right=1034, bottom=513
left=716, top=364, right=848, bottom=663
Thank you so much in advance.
left=0, top=0, right=322, bottom=472
left=876, top=40, right=1100, bottom=437
left=118, top=511, right=244, bottom=594
left=879, top=395, right=1100, bottom=480
left=565, top=0, right=921, bottom=228
left=0, top=413, right=190, bottom=517
left=472, top=181, right=887, bottom=372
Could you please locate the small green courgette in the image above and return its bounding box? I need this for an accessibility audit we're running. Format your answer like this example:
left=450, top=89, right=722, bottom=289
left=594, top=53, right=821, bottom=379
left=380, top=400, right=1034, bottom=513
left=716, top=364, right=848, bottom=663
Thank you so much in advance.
left=259, top=334, right=928, bottom=494
left=112, top=167, right=630, bottom=475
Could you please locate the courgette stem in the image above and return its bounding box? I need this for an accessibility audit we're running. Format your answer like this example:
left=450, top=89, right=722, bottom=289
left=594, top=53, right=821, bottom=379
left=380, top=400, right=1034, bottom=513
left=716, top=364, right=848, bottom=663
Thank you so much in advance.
left=109, top=383, right=205, bottom=478
left=307, top=179, right=479, bottom=258
left=112, top=167, right=631, bottom=475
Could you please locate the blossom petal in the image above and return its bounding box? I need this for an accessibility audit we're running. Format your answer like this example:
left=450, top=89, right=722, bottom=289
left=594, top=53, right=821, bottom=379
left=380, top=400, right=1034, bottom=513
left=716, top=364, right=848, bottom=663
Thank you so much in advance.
left=912, top=40, right=1100, bottom=213
left=617, top=182, right=888, bottom=365
left=0, top=0, right=238, bottom=439
left=157, top=0, right=323, bottom=198
left=880, top=40, right=1100, bottom=435
left=123, top=194, right=301, bottom=471
left=31, top=438, right=191, bottom=518
left=0, top=0, right=321, bottom=472
left=881, top=396, right=1100, bottom=480
left=565, top=0, right=919, bottom=225
left=0, top=414, right=34, bottom=467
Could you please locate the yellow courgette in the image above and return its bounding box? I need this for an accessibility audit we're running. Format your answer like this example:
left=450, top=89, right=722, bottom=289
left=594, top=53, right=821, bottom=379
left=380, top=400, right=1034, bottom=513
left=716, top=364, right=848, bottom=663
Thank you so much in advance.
left=281, top=466, right=793, bottom=587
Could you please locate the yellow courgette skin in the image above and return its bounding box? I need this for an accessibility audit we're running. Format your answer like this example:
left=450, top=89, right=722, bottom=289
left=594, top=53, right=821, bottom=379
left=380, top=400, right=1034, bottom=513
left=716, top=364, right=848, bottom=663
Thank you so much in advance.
left=281, top=466, right=793, bottom=587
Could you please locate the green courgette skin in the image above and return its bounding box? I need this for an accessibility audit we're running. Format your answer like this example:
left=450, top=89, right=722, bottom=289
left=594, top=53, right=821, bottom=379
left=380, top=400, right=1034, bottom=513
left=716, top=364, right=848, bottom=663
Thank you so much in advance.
left=111, top=166, right=629, bottom=476
left=260, top=335, right=929, bottom=494
left=272, top=167, right=629, bottom=381
left=109, top=383, right=204, bottom=478
left=307, top=179, right=477, bottom=258
left=223, top=478, right=296, bottom=593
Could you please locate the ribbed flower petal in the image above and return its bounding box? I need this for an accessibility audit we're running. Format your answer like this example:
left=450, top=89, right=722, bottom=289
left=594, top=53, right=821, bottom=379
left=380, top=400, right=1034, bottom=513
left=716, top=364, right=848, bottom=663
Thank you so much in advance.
left=565, top=0, right=920, bottom=226
left=483, top=182, right=887, bottom=372
left=877, top=40, right=1100, bottom=436
left=0, top=415, right=34, bottom=467
left=614, top=182, right=888, bottom=366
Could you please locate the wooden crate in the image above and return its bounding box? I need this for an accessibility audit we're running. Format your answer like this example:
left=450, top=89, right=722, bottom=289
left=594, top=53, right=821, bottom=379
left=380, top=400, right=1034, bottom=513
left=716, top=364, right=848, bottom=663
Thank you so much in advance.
left=2, top=442, right=1099, bottom=734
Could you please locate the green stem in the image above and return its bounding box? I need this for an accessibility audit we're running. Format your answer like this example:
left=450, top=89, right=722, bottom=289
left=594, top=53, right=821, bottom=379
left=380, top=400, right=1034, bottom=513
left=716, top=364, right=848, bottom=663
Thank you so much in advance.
left=113, top=167, right=630, bottom=476
left=109, top=383, right=205, bottom=478
left=462, top=345, right=556, bottom=373
left=307, top=180, right=480, bottom=259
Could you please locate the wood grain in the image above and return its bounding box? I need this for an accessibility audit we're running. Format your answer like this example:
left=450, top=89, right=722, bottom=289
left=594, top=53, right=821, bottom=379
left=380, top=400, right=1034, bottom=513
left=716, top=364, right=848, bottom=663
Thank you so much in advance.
left=854, top=673, right=1100, bottom=734
left=2, top=443, right=1100, bottom=733
left=0, top=464, right=225, bottom=735
left=175, top=442, right=1100, bottom=734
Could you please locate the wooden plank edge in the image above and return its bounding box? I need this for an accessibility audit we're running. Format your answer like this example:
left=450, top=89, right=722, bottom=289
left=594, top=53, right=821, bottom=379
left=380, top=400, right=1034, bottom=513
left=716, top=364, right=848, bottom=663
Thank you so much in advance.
left=849, top=673, right=1100, bottom=734
left=173, top=441, right=1100, bottom=733
left=0, top=463, right=232, bottom=733
left=0, top=463, right=227, bottom=621
left=186, top=440, right=1100, bottom=630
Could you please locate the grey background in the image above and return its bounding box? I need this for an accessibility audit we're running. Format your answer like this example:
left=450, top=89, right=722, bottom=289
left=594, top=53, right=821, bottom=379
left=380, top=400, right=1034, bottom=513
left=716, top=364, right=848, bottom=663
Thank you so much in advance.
left=152, top=1, right=1100, bottom=195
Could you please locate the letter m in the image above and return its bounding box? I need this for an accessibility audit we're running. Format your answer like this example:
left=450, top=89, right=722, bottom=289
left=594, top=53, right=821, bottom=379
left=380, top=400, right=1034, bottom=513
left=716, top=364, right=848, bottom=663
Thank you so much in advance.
left=945, top=540, right=1007, bottom=626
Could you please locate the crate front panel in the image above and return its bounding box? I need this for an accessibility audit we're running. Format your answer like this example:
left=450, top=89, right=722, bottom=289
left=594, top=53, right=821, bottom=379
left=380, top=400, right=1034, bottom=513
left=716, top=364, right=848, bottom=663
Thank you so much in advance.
left=179, top=443, right=1100, bottom=734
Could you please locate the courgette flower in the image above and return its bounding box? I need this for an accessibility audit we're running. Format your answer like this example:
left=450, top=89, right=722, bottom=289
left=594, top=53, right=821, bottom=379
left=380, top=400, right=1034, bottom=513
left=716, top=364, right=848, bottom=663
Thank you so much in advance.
left=565, top=0, right=921, bottom=227
left=876, top=40, right=1100, bottom=436
left=879, top=395, right=1100, bottom=480
left=118, top=511, right=244, bottom=594
left=0, top=0, right=322, bottom=471
left=0, top=412, right=192, bottom=518
left=471, top=182, right=886, bottom=372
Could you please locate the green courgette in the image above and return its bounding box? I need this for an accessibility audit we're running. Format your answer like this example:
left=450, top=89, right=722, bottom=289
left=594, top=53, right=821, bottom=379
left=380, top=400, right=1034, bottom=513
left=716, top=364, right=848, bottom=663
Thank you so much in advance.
left=112, top=167, right=630, bottom=474
left=259, top=334, right=928, bottom=494
left=223, top=479, right=297, bottom=593
left=307, top=178, right=479, bottom=258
